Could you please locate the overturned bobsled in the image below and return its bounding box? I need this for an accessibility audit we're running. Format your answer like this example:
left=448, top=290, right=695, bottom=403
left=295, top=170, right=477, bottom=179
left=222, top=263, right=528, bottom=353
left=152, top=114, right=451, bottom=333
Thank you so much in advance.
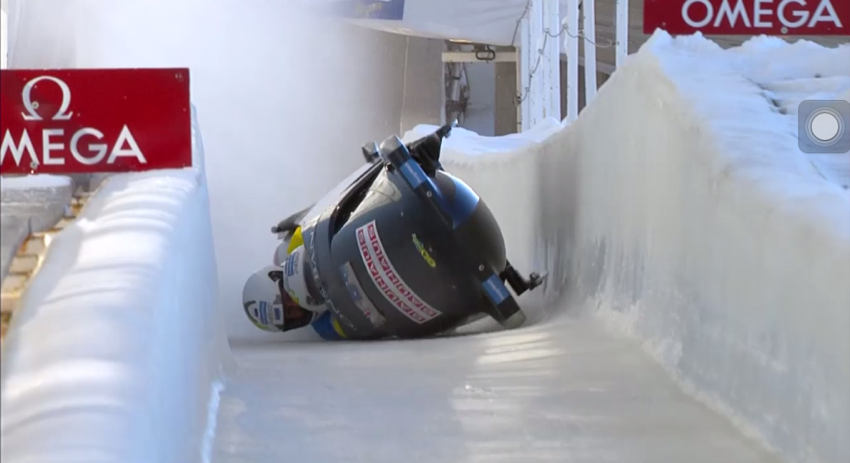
left=243, top=123, right=543, bottom=340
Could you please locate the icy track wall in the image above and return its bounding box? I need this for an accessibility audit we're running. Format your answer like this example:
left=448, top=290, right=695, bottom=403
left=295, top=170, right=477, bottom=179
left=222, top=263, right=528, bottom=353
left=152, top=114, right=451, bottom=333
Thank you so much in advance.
left=0, top=118, right=226, bottom=463
left=428, top=32, right=850, bottom=463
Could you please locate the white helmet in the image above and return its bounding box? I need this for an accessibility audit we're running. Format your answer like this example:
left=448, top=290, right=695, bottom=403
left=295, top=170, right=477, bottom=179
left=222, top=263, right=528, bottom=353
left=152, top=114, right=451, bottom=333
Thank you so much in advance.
left=242, top=265, right=315, bottom=332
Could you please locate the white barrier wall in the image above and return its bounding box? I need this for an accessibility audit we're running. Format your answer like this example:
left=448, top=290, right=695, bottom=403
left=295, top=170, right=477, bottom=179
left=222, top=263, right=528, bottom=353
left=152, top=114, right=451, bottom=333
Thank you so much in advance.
left=434, top=32, right=850, bottom=463
left=559, top=34, right=849, bottom=463
left=0, top=125, right=226, bottom=463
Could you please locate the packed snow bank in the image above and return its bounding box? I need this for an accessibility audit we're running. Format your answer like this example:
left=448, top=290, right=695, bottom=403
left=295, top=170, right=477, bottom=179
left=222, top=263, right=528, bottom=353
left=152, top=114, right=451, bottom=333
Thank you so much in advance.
left=422, top=32, right=850, bottom=463
left=0, top=120, right=226, bottom=463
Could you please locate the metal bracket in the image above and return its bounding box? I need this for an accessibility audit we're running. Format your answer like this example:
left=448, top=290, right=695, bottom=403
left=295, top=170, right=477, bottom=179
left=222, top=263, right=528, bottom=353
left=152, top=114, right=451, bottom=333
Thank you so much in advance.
left=442, top=50, right=518, bottom=63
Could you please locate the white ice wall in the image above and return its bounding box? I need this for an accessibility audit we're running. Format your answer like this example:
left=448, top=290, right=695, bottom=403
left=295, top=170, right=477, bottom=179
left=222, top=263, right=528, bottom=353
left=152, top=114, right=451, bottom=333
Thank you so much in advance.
left=556, top=35, right=849, bottom=463
left=0, top=121, right=225, bottom=462
left=428, top=32, right=850, bottom=463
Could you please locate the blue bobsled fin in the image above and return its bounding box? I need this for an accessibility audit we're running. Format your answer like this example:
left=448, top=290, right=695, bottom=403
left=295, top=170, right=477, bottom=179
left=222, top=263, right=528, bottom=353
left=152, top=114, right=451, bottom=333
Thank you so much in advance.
left=311, top=310, right=346, bottom=340
left=482, top=274, right=510, bottom=305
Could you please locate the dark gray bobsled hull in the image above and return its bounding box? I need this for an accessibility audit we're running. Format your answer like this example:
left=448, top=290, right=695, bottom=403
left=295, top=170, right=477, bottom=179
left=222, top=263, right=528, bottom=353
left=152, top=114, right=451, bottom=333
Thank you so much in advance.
left=285, top=128, right=536, bottom=340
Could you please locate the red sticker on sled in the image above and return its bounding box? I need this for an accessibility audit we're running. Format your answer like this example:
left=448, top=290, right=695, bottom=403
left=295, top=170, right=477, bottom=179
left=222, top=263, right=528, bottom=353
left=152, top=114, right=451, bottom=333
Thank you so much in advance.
left=356, top=221, right=441, bottom=324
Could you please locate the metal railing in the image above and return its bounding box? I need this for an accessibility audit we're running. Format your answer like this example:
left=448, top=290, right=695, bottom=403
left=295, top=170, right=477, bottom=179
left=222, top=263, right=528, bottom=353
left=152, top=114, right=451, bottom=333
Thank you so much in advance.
left=561, top=0, right=630, bottom=121
left=516, top=0, right=630, bottom=127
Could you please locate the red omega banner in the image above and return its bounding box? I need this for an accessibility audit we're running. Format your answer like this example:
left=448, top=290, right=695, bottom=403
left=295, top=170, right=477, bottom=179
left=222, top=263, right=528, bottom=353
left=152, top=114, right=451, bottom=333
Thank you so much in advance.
left=0, top=68, right=191, bottom=174
left=644, top=0, right=850, bottom=35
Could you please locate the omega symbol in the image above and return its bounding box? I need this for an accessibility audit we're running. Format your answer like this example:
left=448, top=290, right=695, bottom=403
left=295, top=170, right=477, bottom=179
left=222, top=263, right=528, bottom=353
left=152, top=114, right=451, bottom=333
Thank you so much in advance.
left=20, top=75, right=74, bottom=121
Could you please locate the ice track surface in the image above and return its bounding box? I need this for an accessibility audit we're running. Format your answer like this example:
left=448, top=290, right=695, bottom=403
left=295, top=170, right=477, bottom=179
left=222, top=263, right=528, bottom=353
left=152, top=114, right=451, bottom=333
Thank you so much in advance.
left=213, top=313, right=777, bottom=463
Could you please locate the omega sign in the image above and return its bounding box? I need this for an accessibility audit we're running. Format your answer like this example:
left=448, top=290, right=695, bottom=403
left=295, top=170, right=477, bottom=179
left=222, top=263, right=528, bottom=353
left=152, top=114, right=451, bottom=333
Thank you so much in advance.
left=644, top=0, right=850, bottom=35
left=0, top=69, right=192, bottom=174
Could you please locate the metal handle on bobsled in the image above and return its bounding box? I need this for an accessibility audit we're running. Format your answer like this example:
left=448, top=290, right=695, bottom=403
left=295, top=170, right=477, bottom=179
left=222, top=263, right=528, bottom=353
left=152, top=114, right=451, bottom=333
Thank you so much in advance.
left=501, top=261, right=546, bottom=296
left=271, top=206, right=312, bottom=236
left=365, top=120, right=455, bottom=171
left=361, top=142, right=380, bottom=163
left=404, top=122, right=454, bottom=177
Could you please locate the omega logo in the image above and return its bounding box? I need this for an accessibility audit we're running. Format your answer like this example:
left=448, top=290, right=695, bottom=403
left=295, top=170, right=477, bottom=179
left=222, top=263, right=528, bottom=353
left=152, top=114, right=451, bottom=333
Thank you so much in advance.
left=680, top=0, right=843, bottom=30
left=20, top=75, right=74, bottom=121
left=2, top=75, right=147, bottom=169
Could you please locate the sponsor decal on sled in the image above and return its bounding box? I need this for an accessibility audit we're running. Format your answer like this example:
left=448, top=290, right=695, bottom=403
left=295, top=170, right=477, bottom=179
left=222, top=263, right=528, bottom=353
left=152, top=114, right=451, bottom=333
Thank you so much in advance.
left=411, top=233, right=437, bottom=268
left=356, top=220, right=441, bottom=324
left=340, top=262, right=387, bottom=328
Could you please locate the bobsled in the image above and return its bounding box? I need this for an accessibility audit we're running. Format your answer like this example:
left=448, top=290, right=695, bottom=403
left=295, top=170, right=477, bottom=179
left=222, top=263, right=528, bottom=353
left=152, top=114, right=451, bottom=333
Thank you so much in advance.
left=245, top=123, right=544, bottom=339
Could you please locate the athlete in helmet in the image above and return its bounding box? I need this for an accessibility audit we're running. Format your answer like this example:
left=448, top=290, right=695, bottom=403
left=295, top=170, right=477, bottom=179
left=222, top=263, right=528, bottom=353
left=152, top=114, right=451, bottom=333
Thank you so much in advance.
left=242, top=266, right=314, bottom=332
left=242, top=124, right=543, bottom=340
left=243, top=234, right=350, bottom=340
